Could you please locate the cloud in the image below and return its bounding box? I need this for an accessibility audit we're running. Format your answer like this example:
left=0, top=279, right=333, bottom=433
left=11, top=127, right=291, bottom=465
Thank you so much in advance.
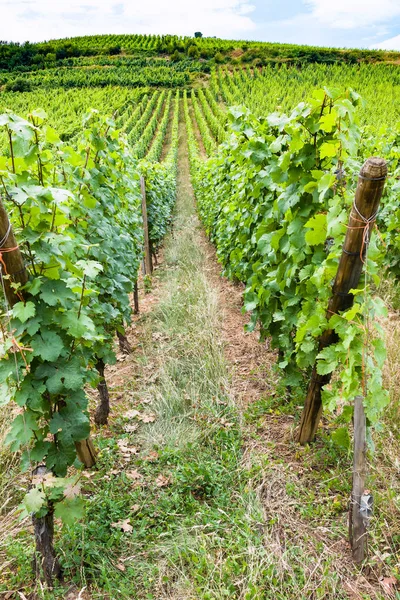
left=303, top=0, right=400, bottom=29
left=373, top=34, right=400, bottom=50
left=0, top=0, right=257, bottom=42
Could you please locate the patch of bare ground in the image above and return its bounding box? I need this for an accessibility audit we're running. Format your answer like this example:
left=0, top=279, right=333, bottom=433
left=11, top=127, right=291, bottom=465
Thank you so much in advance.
left=198, top=233, right=277, bottom=408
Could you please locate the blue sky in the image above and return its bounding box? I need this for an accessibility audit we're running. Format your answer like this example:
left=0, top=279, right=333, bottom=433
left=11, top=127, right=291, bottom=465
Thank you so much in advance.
left=1, top=0, right=400, bottom=49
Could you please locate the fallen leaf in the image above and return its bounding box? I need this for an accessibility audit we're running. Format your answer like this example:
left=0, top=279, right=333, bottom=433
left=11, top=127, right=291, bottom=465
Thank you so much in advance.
left=131, top=504, right=140, bottom=512
left=124, top=409, right=141, bottom=419
left=124, top=424, right=138, bottom=433
left=220, top=418, right=234, bottom=428
left=115, top=562, right=126, bottom=572
left=380, top=577, right=397, bottom=597
left=81, top=471, right=96, bottom=479
left=126, top=470, right=142, bottom=480
left=142, top=413, right=156, bottom=423
left=111, top=518, right=133, bottom=533
left=117, top=440, right=139, bottom=454
left=156, top=474, right=171, bottom=488
left=143, top=451, right=159, bottom=462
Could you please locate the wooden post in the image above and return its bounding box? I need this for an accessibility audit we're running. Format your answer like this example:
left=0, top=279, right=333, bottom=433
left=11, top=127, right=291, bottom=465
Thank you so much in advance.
left=117, top=329, right=132, bottom=354
left=133, top=281, right=139, bottom=314
left=297, top=157, right=387, bottom=444
left=31, top=466, right=62, bottom=584
left=140, top=176, right=152, bottom=276
left=0, top=198, right=28, bottom=306
left=349, top=395, right=368, bottom=563
left=75, top=439, right=97, bottom=468
left=94, top=357, right=110, bottom=426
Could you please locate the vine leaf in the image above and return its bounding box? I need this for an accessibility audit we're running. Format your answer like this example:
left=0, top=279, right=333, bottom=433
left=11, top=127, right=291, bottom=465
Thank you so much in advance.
left=12, top=301, right=36, bottom=323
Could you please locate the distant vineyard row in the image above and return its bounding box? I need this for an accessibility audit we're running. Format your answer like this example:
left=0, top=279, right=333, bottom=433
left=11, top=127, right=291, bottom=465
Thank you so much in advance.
left=1, top=32, right=400, bottom=73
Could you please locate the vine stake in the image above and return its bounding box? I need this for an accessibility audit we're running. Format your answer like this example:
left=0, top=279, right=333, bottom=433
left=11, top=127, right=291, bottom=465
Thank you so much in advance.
left=297, top=157, right=387, bottom=444
left=0, top=198, right=28, bottom=305
left=140, top=176, right=153, bottom=275
left=349, top=395, right=369, bottom=563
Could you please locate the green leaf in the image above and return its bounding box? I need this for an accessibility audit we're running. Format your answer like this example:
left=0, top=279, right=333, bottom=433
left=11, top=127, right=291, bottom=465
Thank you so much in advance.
left=76, top=260, right=103, bottom=279
left=5, top=411, right=39, bottom=451
left=331, top=427, right=350, bottom=451
left=320, top=142, right=339, bottom=159
left=316, top=346, right=338, bottom=376
left=43, top=358, right=86, bottom=394
left=0, top=383, right=11, bottom=407
left=305, top=214, right=327, bottom=246
left=12, top=301, right=36, bottom=323
left=30, top=329, right=64, bottom=362
left=23, top=486, right=46, bottom=514
left=54, top=497, right=85, bottom=525
left=59, top=312, right=96, bottom=340
left=319, top=110, right=337, bottom=133
left=45, top=126, right=60, bottom=144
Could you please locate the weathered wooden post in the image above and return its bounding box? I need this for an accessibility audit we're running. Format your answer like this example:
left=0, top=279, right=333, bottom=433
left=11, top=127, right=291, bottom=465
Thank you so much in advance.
left=0, top=198, right=28, bottom=305
left=297, top=157, right=387, bottom=444
left=31, top=466, right=62, bottom=584
left=140, top=176, right=153, bottom=276
left=349, top=395, right=370, bottom=563
left=75, top=438, right=97, bottom=467
left=94, top=358, right=110, bottom=426
left=133, top=280, right=139, bottom=314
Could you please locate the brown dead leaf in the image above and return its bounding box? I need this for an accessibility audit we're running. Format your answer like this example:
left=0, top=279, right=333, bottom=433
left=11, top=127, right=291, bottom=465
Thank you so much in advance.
left=64, top=482, right=81, bottom=500
left=117, top=440, right=139, bottom=454
left=156, top=474, right=171, bottom=487
left=143, top=451, right=159, bottom=462
left=126, top=470, right=142, bottom=480
left=142, top=413, right=156, bottom=423
left=81, top=471, right=96, bottom=479
left=111, top=518, right=133, bottom=532
left=380, top=577, right=397, bottom=597
left=152, top=332, right=167, bottom=341
left=124, top=409, right=141, bottom=419
left=131, top=504, right=140, bottom=512
left=124, top=423, right=138, bottom=433
left=115, top=562, right=126, bottom=572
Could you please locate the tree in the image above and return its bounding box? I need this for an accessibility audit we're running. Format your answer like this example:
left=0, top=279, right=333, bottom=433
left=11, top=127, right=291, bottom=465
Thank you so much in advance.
left=194, top=32, right=203, bottom=38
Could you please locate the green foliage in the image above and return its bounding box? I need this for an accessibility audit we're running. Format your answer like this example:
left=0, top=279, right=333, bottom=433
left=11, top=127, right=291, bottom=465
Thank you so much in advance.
left=0, top=107, right=175, bottom=519
left=4, top=78, right=32, bottom=92
left=190, top=88, right=389, bottom=427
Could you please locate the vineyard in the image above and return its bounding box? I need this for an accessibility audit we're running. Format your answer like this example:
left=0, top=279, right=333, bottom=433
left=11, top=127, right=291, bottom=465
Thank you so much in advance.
left=0, top=33, right=399, bottom=599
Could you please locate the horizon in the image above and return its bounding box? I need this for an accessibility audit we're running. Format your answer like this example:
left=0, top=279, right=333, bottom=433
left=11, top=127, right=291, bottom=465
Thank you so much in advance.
left=1, top=1, right=400, bottom=51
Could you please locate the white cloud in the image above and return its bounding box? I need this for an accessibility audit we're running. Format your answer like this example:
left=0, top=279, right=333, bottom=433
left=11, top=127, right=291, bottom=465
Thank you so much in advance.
left=373, top=34, right=400, bottom=50
left=0, top=0, right=257, bottom=42
left=304, top=0, right=400, bottom=29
